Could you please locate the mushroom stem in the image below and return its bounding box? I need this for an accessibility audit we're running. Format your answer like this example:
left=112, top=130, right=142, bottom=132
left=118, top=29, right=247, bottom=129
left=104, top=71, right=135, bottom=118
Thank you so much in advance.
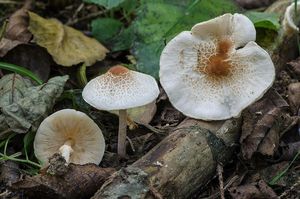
left=59, top=140, right=74, bottom=163
left=118, top=109, right=127, bottom=158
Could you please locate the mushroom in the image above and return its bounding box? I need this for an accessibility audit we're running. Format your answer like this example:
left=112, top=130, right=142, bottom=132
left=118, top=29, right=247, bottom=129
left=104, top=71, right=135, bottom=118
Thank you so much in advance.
left=160, top=13, right=275, bottom=120
left=109, top=101, right=157, bottom=130
left=283, top=1, right=300, bottom=35
left=34, top=109, right=105, bottom=166
left=82, top=65, right=159, bottom=158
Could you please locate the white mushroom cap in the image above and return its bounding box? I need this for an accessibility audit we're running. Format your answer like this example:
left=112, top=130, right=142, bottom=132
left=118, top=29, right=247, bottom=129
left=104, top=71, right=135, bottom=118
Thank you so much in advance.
left=34, top=109, right=105, bottom=166
left=160, top=13, right=275, bottom=120
left=283, top=2, right=300, bottom=34
left=82, top=65, right=160, bottom=111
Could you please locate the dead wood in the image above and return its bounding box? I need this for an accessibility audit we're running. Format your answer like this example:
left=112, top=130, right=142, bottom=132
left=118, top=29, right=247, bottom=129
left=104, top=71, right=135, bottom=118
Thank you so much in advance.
left=92, top=118, right=241, bottom=199
left=12, top=163, right=115, bottom=199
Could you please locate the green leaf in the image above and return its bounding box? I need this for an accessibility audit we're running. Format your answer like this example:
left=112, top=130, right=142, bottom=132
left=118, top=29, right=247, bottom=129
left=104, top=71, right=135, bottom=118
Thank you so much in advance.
left=23, top=130, right=35, bottom=160
left=119, top=0, right=139, bottom=14
left=0, top=62, right=43, bottom=85
left=83, top=0, right=126, bottom=9
left=110, top=25, right=135, bottom=51
left=131, top=0, right=240, bottom=78
left=245, top=11, right=280, bottom=31
left=91, top=18, right=123, bottom=44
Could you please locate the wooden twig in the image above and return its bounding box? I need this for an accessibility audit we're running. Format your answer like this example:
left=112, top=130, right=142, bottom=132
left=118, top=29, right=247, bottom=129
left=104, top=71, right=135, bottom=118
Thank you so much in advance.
left=217, top=164, right=225, bottom=199
left=66, top=10, right=108, bottom=26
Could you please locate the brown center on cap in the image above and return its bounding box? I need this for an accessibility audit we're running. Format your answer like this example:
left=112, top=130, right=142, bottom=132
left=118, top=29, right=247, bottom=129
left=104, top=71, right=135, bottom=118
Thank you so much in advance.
left=108, top=65, right=129, bottom=76
left=197, top=38, right=233, bottom=77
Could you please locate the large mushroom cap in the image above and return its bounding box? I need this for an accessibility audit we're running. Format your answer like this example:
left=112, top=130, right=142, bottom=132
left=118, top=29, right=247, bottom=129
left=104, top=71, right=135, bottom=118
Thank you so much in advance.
left=34, top=109, right=105, bottom=166
left=82, top=65, right=160, bottom=111
left=160, top=13, right=275, bottom=120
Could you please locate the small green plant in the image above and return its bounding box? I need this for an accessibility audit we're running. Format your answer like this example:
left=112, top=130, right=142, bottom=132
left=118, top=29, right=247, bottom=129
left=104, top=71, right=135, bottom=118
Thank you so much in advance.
left=0, top=62, right=43, bottom=85
left=0, top=131, right=41, bottom=169
left=269, top=150, right=300, bottom=185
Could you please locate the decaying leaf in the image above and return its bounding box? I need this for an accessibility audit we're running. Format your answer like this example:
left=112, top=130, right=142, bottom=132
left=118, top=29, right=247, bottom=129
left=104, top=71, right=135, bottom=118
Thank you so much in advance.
left=28, top=12, right=109, bottom=67
left=229, top=180, right=277, bottom=199
left=12, top=163, right=115, bottom=199
left=0, top=74, right=68, bottom=136
left=288, top=57, right=300, bottom=78
left=287, top=83, right=300, bottom=114
left=240, top=90, right=297, bottom=159
left=155, top=103, right=185, bottom=128
left=0, top=148, right=20, bottom=186
left=3, top=44, right=51, bottom=82
left=0, top=0, right=32, bottom=57
left=5, top=1, right=32, bottom=42
left=279, top=141, right=300, bottom=161
left=0, top=38, right=23, bottom=57
left=259, top=162, right=290, bottom=186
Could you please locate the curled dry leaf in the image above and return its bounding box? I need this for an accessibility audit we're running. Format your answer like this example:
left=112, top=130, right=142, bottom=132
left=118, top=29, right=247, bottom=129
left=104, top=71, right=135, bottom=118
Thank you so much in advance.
left=229, top=180, right=277, bottom=199
left=287, top=83, right=300, bottom=114
left=5, top=1, right=32, bottom=42
left=28, top=12, right=109, bottom=67
left=12, top=164, right=115, bottom=199
left=0, top=0, right=32, bottom=57
left=240, top=90, right=297, bottom=159
left=0, top=74, right=68, bottom=136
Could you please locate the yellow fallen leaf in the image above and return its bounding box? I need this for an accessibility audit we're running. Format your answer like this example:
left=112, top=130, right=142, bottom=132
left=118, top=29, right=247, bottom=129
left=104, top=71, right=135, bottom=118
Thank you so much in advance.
left=28, top=12, right=109, bottom=67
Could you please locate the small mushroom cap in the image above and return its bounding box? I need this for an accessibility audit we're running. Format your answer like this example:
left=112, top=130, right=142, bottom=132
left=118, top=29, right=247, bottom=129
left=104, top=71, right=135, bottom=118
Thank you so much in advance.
left=82, top=65, right=160, bottom=111
left=160, top=13, right=275, bottom=120
left=34, top=109, right=105, bottom=166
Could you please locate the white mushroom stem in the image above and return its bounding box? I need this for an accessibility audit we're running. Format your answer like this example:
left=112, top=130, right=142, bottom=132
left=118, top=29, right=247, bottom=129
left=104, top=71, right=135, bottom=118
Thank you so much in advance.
left=59, top=140, right=74, bottom=163
left=118, top=109, right=127, bottom=158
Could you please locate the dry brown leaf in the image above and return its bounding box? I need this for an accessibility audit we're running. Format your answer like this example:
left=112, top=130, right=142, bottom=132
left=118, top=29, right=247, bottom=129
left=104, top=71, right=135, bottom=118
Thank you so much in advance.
left=28, top=12, right=109, bottom=67
left=287, top=83, right=300, bottom=114
left=12, top=163, right=115, bottom=199
left=240, top=90, right=297, bottom=159
left=0, top=1, right=32, bottom=57
left=279, top=141, right=300, bottom=161
left=5, top=1, right=32, bottom=42
left=0, top=148, right=20, bottom=186
left=288, top=58, right=300, bottom=78
left=229, top=180, right=277, bottom=199
left=0, top=38, right=22, bottom=57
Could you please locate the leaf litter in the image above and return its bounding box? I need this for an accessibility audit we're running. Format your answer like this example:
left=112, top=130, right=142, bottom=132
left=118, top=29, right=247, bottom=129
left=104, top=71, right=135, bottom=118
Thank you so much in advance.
left=0, top=0, right=300, bottom=198
left=0, top=0, right=32, bottom=57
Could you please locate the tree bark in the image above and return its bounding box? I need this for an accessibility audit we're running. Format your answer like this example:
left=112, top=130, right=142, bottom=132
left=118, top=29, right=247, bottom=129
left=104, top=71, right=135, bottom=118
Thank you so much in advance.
left=92, top=118, right=241, bottom=199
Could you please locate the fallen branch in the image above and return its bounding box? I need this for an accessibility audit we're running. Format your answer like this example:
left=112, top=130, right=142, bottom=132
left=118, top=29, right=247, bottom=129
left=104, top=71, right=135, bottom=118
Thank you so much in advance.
left=92, top=118, right=241, bottom=199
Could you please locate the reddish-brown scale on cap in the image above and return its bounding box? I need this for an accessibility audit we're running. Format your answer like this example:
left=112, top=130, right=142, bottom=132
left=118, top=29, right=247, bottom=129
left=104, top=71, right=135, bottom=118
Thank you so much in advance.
left=198, top=38, right=233, bottom=78
left=108, top=65, right=129, bottom=76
